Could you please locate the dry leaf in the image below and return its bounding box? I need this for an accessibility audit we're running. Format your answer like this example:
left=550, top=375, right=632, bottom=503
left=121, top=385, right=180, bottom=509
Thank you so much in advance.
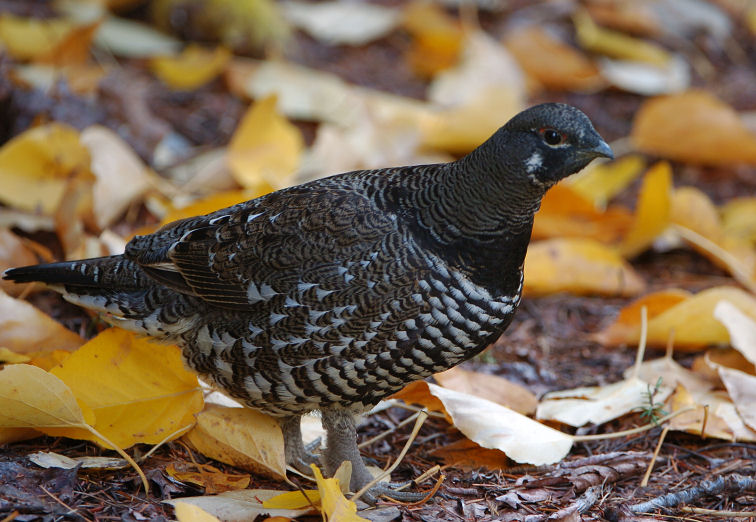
left=402, top=1, right=463, bottom=78
left=537, top=377, right=672, bottom=427
left=166, top=489, right=314, bottom=520
left=619, top=162, right=672, bottom=258
left=714, top=300, right=756, bottom=366
left=524, top=238, right=645, bottom=297
left=574, top=10, right=671, bottom=66
left=94, top=16, right=182, bottom=58
left=184, top=404, right=287, bottom=479
left=434, top=366, right=537, bottom=415
left=533, top=184, right=632, bottom=243
left=669, top=385, right=756, bottom=441
left=626, top=356, right=717, bottom=394
left=0, top=289, right=84, bottom=353
left=0, top=228, right=38, bottom=296
left=227, top=95, right=303, bottom=192
left=174, top=502, right=223, bottom=522
left=161, top=190, right=252, bottom=225
left=595, top=286, right=756, bottom=350
left=504, top=25, right=604, bottom=92
left=430, top=438, right=511, bottom=471
left=397, top=381, right=572, bottom=465
left=565, top=154, right=645, bottom=209
left=718, top=367, right=756, bottom=432
left=281, top=1, right=400, bottom=46
left=312, top=465, right=367, bottom=521
left=151, top=45, right=232, bottom=90
left=166, top=462, right=250, bottom=494
left=631, top=90, right=756, bottom=165
left=0, top=123, right=93, bottom=214
left=722, top=197, right=756, bottom=246
left=598, top=54, right=689, bottom=96
left=47, top=328, right=202, bottom=448
left=0, top=14, right=83, bottom=62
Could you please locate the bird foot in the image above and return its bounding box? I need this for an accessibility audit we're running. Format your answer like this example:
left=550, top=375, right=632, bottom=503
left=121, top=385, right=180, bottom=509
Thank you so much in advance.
left=356, top=480, right=427, bottom=504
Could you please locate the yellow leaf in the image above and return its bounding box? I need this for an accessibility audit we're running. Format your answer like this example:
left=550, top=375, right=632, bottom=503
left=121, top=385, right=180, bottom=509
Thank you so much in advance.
left=533, top=184, right=632, bottom=243
left=151, top=45, right=232, bottom=91
left=0, top=289, right=84, bottom=354
left=0, top=123, right=92, bottom=214
left=671, top=186, right=723, bottom=242
left=48, top=328, right=202, bottom=448
left=402, top=2, right=463, bottom=78
left=524, top=238, right=645, bottom=297
left=184, top=404, right=287, bottom=479
left=0, top=427, right=40, bottom=445
left=227, top=95, right=303, bottom=191
left=504, top=25, right=604, bottom=92
left=0, top=347, right=31, bottom=364
left=434, top=367, right=537, bottom=415
left=0, top=14, right=74, bottom=61
left=596, top=286, right=756, bottom=350
left=174, top=502, right=223, bottom=522
left=161, top=190, right=253, bottom=225
left=0, top=364, right=96, bottom=429
left=669, top=385, right=756, bottom=442
left=312, top=465, right=367, bottom=522
left=619, top=162, right=672, bottom=258
left=574, top=10, right=671, bottom=66
left=631, top=90, right=756, bottom=165
left=566, top=154, right=646, bottom=208
left=722, top=197, right=756, bottom=246
left=263, top=489, right=320, bottom=510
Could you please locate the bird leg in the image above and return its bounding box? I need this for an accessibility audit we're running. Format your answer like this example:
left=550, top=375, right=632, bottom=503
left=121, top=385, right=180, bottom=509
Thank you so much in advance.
left=278, top=415, right=320, bottom=475
left=320, top=408, right=424, bottom=503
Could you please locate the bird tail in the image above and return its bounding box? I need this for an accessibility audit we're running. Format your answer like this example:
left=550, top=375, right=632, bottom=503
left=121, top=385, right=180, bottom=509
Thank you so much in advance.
left=3, top=255, right=146, bottom=290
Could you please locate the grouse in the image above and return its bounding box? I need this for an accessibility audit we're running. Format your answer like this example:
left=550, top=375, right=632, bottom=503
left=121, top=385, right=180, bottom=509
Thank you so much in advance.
left=4, top=103, right=612, bottom=499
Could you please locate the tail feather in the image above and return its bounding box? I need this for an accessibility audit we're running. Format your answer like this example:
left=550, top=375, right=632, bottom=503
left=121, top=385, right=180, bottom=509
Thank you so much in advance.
left=2, top=256, right=145, bottom=289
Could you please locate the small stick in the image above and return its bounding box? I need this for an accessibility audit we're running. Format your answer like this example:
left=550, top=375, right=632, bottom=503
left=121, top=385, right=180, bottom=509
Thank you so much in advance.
left=571, top=407, right=695, bottom=442
left=681, top=507, right=756, bottom=517
left=358, top=410, right=421, bottom=449
left=39, top=486, right=93, bottom=522
left=641, top=425, right=669, bottom=487
left=350, top=410, right=429, bottom=503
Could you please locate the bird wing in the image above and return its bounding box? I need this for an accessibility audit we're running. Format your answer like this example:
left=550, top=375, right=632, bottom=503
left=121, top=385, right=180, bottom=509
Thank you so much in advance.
left=125, top=178, right=417, bottom=311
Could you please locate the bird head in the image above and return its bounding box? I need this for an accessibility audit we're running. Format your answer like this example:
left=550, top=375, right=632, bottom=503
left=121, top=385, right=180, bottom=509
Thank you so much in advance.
left=494, top=103, right=613, bottom=188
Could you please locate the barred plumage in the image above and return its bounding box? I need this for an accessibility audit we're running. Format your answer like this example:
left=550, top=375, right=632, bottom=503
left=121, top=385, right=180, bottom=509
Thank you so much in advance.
left=4, top=103, right=612, bottom=500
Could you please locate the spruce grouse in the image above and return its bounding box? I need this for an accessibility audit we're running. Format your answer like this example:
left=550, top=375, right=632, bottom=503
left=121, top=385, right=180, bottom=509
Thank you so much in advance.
left=4, top=103, right=613, bottom=499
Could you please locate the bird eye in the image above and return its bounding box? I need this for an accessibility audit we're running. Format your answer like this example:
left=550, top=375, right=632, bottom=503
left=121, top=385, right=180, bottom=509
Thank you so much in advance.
left=539, top=128, right=566, bottom=146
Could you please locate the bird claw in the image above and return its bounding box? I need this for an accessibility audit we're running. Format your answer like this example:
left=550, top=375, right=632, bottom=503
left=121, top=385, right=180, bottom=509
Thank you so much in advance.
left=357, top=481, right=427, bottom=504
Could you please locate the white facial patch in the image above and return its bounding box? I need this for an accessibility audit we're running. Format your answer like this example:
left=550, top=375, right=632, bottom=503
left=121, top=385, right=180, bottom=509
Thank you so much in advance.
left=525, top=151, right=543, bottom=174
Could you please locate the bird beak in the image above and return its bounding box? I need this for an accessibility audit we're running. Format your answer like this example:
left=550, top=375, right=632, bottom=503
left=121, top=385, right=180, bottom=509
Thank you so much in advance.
left=588, top=139, right=614, bottom=160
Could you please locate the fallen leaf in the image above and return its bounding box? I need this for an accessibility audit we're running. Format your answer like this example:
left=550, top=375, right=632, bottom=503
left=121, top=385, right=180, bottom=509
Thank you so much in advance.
left=48, top=328, right=202, bottom=448
left=619, top=162, right=672, bottom=258
left=537, top=377, right=672, bottom=427
left=430, top=438, right=512, bottom=471
left=161, top=190, right=253, bottom=225
left=574, top=10, right=671, bottom=66
left=533, top=184, right=632, bottom=243
left=0, top=347, right=31, bottom=364
left=718, top=367, right=756, bottom=432
left=174, top=502, right=223, bottom=522
left=631, top=90, right=756, bottom=165
left=29, top=451, right=127, bottom=470
left=598, top=54, right=689, bottom=96
left=524, top=238, right=645, bottom=297
left=0, top=14, right=77, bottom=61
left=402, top=1, right=463, bottom=78
left=312, top=465, right=367, bottom=521
left=0, top=228, right=38, bottom=296
left=184, top=404, right=287, bottom=480
left=722, top=197, right=756, bottom=246
left=0, top=427, right=40, bottom=445
left=0, top=289, right=84, bottom=353
left=227, top=95, right=303, bottom=192
left=398, top=381, right=572, bottom=465
left=504, top=25, right=604, bottom=92
left=714, top=300, right=756, bottom=366
left=0, top=123, right=93, bottom=214
left=166, top=489, right=314, bottom=520
left=626, top=356, right=717, bottom=394
left=166, top=462, right=250, bottom=494
left=94, top=16, right=182, bottom=58
left=669, top=385, right=756, bottom=441
left=595, top=286, right=756, bottom=350
left=565, top=154, right=646, bottom=209
left=151, top=44, right=232, bottom=90
left=281, top=1, right=400, bottom=46
left=434, top=367, right=537, bottom=415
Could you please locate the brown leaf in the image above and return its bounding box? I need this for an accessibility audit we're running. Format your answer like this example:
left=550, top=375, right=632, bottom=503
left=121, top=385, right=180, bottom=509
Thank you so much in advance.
left=434, top=367, right=537, bottom=415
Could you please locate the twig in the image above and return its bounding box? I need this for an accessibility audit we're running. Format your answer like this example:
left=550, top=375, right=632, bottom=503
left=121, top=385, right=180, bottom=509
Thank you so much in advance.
left=641, top=425, right=669, bottom=487
left=390, top=473, right=445, bottom=508
left=680, top=507, right=756, bottom=517
left=39, top=486, right=93, bottom=522
left=544, top=485, right=602, bottom=521
left=350, top=410, right=428, bottom=503
left=629, top=473, right=756, bottom=514
left=358, top=410, right=421, bottom=449
left=139, top=422, right=195, bottom=461
left=571, top=407, right=695, bottom=442
left=0, top=511, right=19, bottom=522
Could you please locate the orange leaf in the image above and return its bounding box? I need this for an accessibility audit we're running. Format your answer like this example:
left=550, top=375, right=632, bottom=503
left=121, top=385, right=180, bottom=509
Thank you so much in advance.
left=504, top=25, right=603, bottom=92
left=402, top=2, right=463, bottom=78
left=524, top=238, right=645, bottom=297
left=430, top=438, right=511, bottom=471
left=631, top=90, right=756, bottom=165
left=434, top=367, right=537, bottom=415
left=619, top=162, right=672, bottom=258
